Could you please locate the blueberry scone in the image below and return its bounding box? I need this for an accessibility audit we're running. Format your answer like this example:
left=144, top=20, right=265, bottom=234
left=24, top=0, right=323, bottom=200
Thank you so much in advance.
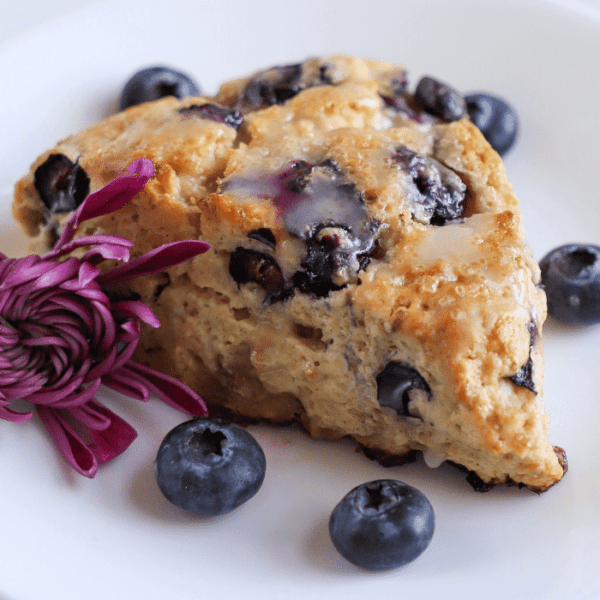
left=13, top=55, right=566, bottom=492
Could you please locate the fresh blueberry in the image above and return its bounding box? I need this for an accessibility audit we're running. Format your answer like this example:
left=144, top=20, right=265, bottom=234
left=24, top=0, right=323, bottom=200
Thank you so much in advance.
left=450, top=463, right=495, bottom=492
left=152, top=273, right=171, bottom=300
left=179, top=103, right=243, bottom=129
left=376, top=362, right=431, bottom=418
left=509, top=357, right=536, bottom=392
left=237, top=158, right=379, bottom=252
left=238, top=59, right=335, bottom=110
left=539, top=244, right=600, bottom=325
left=414, top=76, right=466, bottom=122
left=120, top=66, right=201, bottom=110
left=34, top=153, right=90, bottom=214
left=329, top=479, right=435, bottom=570
left=283, top=159, right=314, bottom=196
left=278, top=159, right=380, bottom=296
left=380, top=69, right=436, bottom=125
left=465, top=470, right=495, bottom=493
left=554, top=446, right=569, bottom=474
left=391, top=145, right=466, bottom=225
left=386, top=68, right=409, bottom=97
left=508, top=320, right=537, bottom=393
left=229, top=247, right=291, bottom=302
left=155, top=418, right=266, bottom=516
left=293, top=224, right=353, bottom=297
left=228, top=158, right=380, bottom=298
left=247, top=228, right=277, bottom=249
left=465, top=93, right=518, bottom=156
left=379, top=68, right=411, bottom=111
left=241, top=63, right=303, bottom=109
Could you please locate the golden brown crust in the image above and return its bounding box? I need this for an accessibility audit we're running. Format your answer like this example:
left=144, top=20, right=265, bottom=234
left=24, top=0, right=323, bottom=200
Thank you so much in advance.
left=12, top=55, right=564, bottom=492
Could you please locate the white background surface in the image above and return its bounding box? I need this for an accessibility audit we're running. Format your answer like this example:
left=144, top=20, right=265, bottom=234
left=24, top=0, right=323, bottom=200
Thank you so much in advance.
left=4, top=0, right=598, bottom=43
left=1, top=1, right=600, bottom=599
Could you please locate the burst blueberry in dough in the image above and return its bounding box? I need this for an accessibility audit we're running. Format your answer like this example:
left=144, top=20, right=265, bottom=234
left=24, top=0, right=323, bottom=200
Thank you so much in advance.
left=13, top=55, right=566, bottom=492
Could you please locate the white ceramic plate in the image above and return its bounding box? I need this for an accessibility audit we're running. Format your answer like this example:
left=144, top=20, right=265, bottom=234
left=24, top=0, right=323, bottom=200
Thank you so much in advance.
left=1, top=1, right=599, bottom=598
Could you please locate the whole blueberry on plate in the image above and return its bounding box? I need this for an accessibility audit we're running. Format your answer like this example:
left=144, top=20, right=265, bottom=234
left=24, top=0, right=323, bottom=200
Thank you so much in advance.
left=539, top=243, right=600, bottom=325
left=465, top=93, right=518, bottom=156
left=329, top=479, right=435, bottom=570
left=155, top=418, right=266, bottom=516
left=414, top=76, right=466, bottom=122
left=120, top=66, right=201, bottom=110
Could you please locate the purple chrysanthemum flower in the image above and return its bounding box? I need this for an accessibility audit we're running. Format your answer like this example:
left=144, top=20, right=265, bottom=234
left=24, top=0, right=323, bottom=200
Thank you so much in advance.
left=0, top=159, right=210, bottom=477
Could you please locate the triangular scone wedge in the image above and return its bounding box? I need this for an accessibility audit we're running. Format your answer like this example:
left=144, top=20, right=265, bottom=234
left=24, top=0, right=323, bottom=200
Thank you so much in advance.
left=13, top=55, right=566, bottom=492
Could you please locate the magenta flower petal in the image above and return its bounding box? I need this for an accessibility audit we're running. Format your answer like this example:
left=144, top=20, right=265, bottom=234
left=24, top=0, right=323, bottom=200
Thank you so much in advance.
left=2, top=159, right=212, bottom=477
left=69, top=402, right=112, bottom=431
left=29, top=258, right=81, bottom=291
left=84, top=343, right=119, bottom=382
left=37, top=406, right=98, bottom=477
left=83, top=400, right=138, bottom=464
left=110, top=327, right=142, bottom=372
left=47, top=235, right=133, bottom=262
left=52, top=379, right=102, bottom=409
left=76, top=262, right=101, bottom=289
left=90, top=299, right=117, bottom=354
left=118, top=360, right=208, bottom=416
left=0, top=404, right=33, bottom=422
left=25, top=370, right=84, bottom=405
left=56, top=158, right=154, bottom=249
left=126, top=157, right=155, bottom=179
left=97, top=240, right=210, bottom=286
left=102, top=371, right=150, bottom=402
left=116, top=319, right=141, bottom=343
left=73, top=287, right=111, bottom=303
left=1, top=255, right=51, bottom=288
left=82, top=243, right=131, bottom=265
left=111, top=300, right=160, bottom=328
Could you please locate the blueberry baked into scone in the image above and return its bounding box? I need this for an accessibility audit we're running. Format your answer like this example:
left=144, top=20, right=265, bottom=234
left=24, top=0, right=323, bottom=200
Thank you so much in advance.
left=13, top=55, right=566, bottom=492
